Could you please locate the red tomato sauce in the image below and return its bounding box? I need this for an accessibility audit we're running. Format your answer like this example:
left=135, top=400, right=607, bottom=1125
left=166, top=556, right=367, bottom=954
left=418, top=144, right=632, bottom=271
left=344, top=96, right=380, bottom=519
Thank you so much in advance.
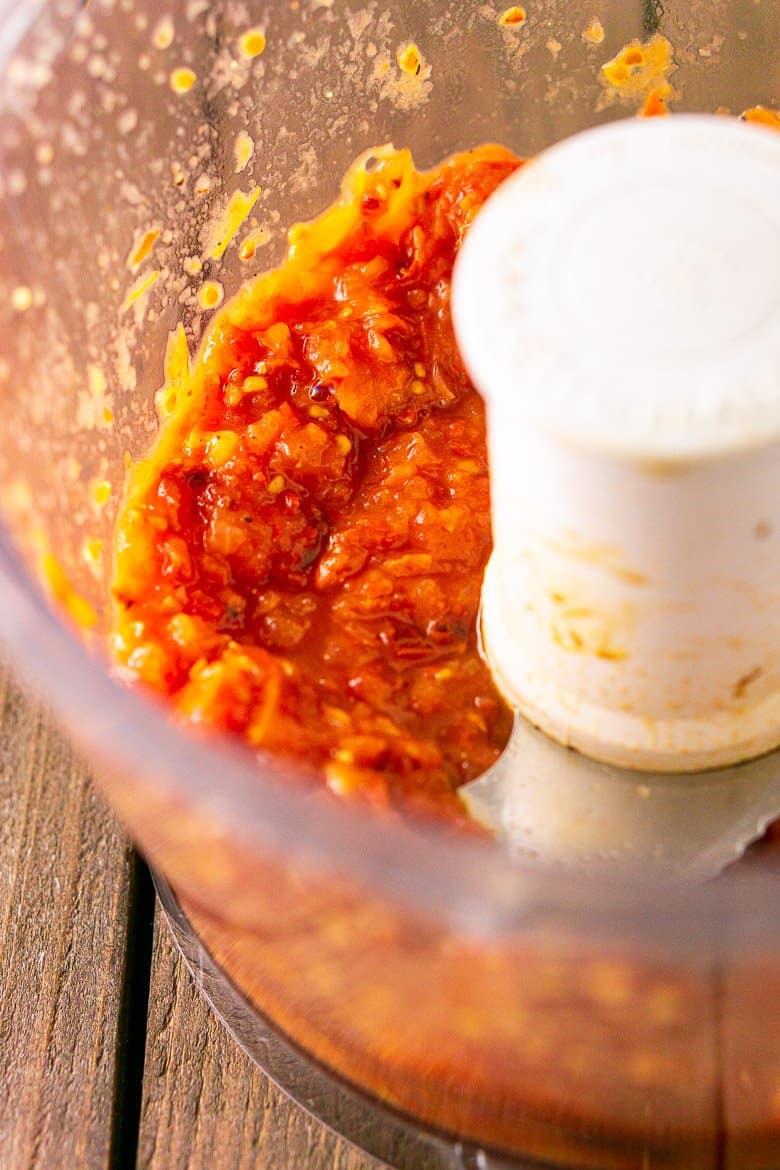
left=111, top=145, right=519, bottom=825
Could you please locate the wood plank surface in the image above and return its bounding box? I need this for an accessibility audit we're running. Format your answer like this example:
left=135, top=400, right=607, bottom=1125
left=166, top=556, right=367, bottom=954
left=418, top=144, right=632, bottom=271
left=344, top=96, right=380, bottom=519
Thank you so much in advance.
left=138, top=910, right=383, bottom=1170
left=0, top=662, right=135, bottom=1170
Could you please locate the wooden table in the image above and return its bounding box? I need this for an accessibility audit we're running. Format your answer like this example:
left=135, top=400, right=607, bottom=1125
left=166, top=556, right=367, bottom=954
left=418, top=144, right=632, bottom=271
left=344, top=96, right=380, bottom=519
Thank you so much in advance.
left=0, top=661, right=382, bottom=1170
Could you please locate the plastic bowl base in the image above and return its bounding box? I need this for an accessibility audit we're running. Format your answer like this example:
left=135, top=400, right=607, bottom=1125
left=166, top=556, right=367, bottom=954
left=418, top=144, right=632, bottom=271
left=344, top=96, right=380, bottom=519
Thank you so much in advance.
left=153, top=872, right=556, bottom=1170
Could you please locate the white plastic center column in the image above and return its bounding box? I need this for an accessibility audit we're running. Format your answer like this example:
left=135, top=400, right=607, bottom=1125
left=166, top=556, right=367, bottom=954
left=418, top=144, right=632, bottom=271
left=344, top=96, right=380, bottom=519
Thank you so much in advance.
left=453, top=116, right=780, bottom=773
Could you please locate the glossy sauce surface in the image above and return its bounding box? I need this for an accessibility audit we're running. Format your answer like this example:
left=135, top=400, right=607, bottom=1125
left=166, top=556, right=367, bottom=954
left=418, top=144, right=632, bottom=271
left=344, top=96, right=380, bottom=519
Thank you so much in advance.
left=111, top=146, right=519, bottom=824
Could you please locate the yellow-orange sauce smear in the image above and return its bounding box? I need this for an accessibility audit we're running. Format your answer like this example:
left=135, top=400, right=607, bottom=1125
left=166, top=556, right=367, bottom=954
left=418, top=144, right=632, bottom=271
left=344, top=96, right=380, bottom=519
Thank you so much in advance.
left=111, top=146, right=519, bottom=825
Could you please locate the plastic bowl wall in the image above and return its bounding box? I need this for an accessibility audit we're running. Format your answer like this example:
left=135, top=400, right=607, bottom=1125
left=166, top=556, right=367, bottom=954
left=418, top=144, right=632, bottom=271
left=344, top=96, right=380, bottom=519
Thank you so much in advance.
left=0, top=2, right=779, bottom=1166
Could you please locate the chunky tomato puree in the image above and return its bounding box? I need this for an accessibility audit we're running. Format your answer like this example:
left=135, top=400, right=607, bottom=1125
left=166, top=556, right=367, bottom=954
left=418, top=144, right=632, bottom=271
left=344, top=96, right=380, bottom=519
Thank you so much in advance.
left=111, top=146, right=519, bottom=824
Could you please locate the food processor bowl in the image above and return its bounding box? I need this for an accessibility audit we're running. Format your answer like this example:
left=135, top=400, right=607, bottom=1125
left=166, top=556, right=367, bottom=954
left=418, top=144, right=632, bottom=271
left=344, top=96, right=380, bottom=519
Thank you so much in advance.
left=0, top=2, right=778, bottom=1167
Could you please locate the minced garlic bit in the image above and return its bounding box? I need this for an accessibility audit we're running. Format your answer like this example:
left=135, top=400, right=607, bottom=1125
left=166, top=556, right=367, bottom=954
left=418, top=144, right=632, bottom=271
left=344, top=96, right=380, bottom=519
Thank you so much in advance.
left=156, top=325, right=192, bottom=419
left=128, top=228, right=160, bottom=271
left=205, top=430, right=239, bottom=466
left=91, top=479, right=112, bottom=508
left=397, top=42, right=423, bottom=75
left=11, top=285, right=33, bottom=312
left=169, top=67, right=196, bottom=94
left=601, top=35, right=675, bottom=98
left=234, top=130, right=255, bottom=174
left=239, top=28, right=266, bottom=60
left=499, top=7, right=526, bottom=27
left=209, top=188, right=262, bottom=260
left=122, top=269, right=160, bottom=313
left=152, top=16, right=175, bottom=50
left=239, top=227, right=270, bottom=262
left=583, top=18, right=605, bottom=45
left=82, top=537, right=104, bottom=571
left=198, top=281, right=224, bottom=311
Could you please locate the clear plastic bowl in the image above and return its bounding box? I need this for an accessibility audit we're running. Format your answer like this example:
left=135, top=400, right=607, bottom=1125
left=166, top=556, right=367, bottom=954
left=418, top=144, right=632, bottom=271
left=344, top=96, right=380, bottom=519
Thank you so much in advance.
left=0, top=2, right=779, bottom=1166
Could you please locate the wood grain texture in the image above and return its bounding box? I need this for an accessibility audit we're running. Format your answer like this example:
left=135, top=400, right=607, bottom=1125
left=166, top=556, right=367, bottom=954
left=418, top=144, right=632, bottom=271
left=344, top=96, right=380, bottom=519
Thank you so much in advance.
left=138, top=911, right=383, bottom=1170
left=0, top=662, right=133, bottom=1170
